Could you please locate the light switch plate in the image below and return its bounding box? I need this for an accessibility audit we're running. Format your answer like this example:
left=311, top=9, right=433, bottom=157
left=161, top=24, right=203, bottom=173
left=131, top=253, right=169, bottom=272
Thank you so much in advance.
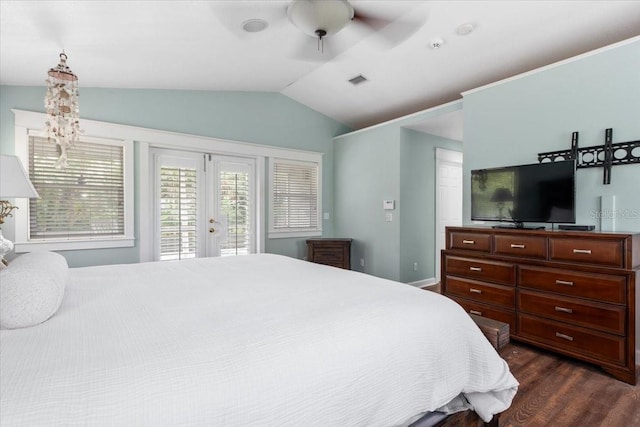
left=383, top=200, right=395, bottom=210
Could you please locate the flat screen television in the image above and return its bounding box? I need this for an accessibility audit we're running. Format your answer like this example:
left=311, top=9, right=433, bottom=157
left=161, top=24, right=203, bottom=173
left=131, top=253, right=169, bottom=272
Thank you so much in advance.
left=471, top=160, right=576, bottom=228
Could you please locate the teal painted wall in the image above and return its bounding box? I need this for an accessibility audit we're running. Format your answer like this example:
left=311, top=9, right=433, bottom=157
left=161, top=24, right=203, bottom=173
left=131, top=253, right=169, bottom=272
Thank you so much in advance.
left=0, top=86, right=351, bottom=267
left=334, top=125, right=401, bottom=280
left=334, top=101, right=463, bottom=282
left=462, top=39, right=640, bottom=232
left=399, top=129, right=462, bottom=283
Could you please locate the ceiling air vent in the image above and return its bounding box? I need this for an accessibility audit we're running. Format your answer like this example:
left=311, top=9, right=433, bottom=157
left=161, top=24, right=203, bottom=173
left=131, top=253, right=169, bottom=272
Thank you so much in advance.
left=348, top=74, right=368, bottom=86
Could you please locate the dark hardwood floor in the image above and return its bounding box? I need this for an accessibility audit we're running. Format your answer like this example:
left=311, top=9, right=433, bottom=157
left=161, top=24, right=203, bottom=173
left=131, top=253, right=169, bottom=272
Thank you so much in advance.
left=439, top=341, right=640, bottom=427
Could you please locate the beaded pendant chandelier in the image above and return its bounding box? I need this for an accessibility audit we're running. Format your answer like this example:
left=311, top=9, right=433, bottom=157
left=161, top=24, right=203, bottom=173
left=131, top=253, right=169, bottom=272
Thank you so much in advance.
left=45, top=52, right=81, bottom=169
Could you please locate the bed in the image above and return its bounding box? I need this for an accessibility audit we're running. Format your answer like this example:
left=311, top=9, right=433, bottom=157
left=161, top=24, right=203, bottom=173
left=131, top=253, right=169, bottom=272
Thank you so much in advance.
left=0, top=252, right=518, bottom=426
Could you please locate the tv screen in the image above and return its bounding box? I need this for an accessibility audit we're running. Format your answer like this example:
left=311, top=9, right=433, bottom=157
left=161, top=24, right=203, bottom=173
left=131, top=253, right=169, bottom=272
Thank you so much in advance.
left=471, top=160, right=576, bottom=226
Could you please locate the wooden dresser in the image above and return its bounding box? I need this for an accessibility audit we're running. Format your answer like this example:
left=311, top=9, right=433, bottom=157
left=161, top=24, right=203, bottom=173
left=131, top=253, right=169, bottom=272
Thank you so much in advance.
left=306, top=238, right=352, bottom=270
left=441, top=226, right=639, bottom=384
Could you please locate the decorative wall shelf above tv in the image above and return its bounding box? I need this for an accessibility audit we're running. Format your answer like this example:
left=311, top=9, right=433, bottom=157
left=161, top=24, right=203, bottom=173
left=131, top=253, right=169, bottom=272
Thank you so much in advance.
left=538, top=128, right=640, bottom=184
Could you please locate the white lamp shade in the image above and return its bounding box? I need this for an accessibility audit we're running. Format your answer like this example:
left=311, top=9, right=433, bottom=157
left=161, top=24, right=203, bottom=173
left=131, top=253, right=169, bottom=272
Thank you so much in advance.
left=0, top=155, right=39, bottom=199
left=287, top=0, right=354, bottom=37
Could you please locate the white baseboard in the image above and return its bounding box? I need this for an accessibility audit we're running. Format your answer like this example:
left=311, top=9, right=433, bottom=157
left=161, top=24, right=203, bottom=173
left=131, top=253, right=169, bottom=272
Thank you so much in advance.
left=407, top=277, right=438, bottom=288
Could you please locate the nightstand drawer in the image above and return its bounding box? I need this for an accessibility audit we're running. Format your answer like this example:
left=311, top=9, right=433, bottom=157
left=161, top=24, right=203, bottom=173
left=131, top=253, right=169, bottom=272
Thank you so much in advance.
left=449, top=296, right=515, bottom=333
left=445, top=256, right=515, bottom=285
left=549, top=237, right=624, bottom=267
left=518, top=314, right=625, bottom=365
left=494, top=234, right=547, bottom=259
left=448, top=231, right=491, bottom=252
left=313, top=247, right=345, bottom=262
left=446, top=277, right=515, bottom=309
left=306, top=238, right=352, bottom=270
left=519, top=265, right=626, bottom=304
left=518, top=289, right=625, bottom=335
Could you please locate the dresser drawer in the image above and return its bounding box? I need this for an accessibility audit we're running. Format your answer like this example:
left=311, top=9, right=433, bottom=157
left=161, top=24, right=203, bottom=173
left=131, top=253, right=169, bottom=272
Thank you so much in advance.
left=449, top=231, right=491, bottom=252
left=446, top=277, right=515, bottom=309
left=518, top=314, right=626, bottom=365
left=519, top=265, right=626, bottom=304
left=449, top=296, right=516, bottom=333
left=549, top=237, right=624, bottom=267
left=518, top=289, right=625, bottom=335
left=445, top=256, right=516, bottom=285
left=494, top=234, right=547, bottom=259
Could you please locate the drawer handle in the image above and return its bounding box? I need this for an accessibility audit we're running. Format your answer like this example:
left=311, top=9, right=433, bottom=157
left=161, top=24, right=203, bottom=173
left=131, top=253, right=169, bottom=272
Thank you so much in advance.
left=469, top=288, right=482, bottom=294
left=510, top=244, right=526, bottom=249
left=555, top=306, right=573, bottom=314
left=469, top=267, right=483, bottom=272
left=469, top=310, right=482, bottom=316
left=555, top=279, right=574, bottom=287
left=573, top=249, right=592, bottom=255
left=462, top=240, right=475, bottom=245
left=555, top=332, right=574, bottom=341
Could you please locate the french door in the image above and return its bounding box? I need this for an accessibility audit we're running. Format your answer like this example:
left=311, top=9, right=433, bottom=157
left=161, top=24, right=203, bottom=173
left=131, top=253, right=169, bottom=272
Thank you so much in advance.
left=153, top=149, right=256, bottom=261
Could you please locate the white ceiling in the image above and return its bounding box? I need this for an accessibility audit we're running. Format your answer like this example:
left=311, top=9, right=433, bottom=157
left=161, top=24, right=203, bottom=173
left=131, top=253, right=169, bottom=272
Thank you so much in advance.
left=1, top=1, right=639, bottom=134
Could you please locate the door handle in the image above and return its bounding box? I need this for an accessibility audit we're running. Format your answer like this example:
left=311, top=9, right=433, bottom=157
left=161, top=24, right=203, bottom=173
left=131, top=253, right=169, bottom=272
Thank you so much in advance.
left=209, top=227, right=216, bottom=233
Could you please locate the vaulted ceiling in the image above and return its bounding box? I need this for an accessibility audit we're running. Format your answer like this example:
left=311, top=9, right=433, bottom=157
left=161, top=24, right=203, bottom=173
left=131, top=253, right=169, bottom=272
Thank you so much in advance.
left=1, top=1, right=639, bottom=131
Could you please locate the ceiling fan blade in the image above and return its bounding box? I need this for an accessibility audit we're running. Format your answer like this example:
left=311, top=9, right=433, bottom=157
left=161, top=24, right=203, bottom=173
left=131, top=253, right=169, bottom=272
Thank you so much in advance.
left=352, top=8, right=425, bottom=49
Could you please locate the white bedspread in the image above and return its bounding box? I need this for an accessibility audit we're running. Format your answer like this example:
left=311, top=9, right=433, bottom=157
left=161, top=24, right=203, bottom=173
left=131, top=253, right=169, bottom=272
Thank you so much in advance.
left=0, top=254, right=517, bottom=426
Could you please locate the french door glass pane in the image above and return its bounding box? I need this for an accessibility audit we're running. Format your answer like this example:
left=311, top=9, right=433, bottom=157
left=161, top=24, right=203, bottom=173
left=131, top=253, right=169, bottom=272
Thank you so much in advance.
left=219, top=169, right=251, bottom=256
left=159, top=166, right=198, bottom=260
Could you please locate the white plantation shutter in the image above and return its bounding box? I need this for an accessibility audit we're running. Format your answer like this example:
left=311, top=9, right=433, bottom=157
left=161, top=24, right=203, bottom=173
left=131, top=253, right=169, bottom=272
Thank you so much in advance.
left=159, top=165, right=198, bottom=261
left=219, top=167, right=252, bottom=256
left=28, top=135, right=125, bottom=240
left=270, top=159, right=321, bottom=236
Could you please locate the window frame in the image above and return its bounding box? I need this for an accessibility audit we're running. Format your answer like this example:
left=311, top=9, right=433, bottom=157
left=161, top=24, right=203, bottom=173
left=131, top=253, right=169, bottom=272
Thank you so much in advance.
left=268, top=157, right=323, bottom=239
left=13, top=115, right=134, bottom=252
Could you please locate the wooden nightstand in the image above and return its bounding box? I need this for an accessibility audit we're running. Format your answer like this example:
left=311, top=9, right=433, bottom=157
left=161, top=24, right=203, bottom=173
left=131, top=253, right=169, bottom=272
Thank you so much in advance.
left=306, top=238, right=352, bottom=270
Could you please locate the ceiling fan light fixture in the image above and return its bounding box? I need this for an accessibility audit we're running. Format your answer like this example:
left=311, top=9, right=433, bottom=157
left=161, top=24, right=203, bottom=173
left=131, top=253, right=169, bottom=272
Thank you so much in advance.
left=287, top=0, right=354, bottom=39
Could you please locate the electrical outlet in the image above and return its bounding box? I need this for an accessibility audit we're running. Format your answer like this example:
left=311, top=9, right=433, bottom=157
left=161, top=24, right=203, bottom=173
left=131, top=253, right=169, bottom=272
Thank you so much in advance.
left=413, top=262, right=418, bottom=271
left=360, top=258, right=365, bottom=267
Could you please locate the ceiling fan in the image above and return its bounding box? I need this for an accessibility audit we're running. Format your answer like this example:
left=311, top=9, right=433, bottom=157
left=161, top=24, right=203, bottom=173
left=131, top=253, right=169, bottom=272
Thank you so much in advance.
left=214, top=0, right=423, bottom=60
left=286, top=0, right=421, bottom=55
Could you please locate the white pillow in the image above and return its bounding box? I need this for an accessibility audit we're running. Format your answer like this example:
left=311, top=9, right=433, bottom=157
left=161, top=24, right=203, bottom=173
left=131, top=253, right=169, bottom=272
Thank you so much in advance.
left=0, top=251, right=68, bottom=329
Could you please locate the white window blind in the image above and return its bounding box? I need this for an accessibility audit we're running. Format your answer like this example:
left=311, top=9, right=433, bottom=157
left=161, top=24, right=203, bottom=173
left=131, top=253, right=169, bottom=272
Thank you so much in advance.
left=159, top=166, right=198, bottom=261
left=270, top=159, right=320, bottom=237
left=219, top=169, right=251, bottom=256
left=28, top=135, right=125, bottom=240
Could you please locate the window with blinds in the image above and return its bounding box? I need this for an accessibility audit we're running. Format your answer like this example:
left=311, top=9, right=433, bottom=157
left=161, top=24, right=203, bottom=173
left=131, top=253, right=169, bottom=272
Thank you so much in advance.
left=159, top=166, right=198, bottom=261
left=219, top=169, right=251, bottom=256
left=270, top=159, right=321, bottom=237
left=28, top=135, right=125, bottom=240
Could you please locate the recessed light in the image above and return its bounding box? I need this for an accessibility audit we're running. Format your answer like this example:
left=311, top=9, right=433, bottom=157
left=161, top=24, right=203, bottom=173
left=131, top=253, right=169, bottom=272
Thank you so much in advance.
left=242, top=19, right=268, bottom=33
left=456, top=23, right=475, bottom=36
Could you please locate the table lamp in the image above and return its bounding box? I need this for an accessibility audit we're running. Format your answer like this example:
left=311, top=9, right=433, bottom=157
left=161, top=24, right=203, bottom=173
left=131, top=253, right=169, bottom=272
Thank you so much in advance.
left=0, top=155, right=40, bottom=265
